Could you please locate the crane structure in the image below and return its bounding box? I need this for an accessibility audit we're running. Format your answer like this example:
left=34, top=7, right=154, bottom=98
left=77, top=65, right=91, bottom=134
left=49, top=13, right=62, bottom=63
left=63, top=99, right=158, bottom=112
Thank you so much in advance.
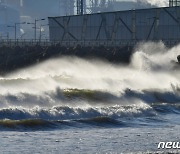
left=88, top=0, right=116, bottom=13
left=169, top=0, right=180, bottom=6
left=75, top=0, right=117, bottom=15
left=0, top=0, right=117, bottom=16
left=59, top=0, right=74, bottom=16
left=76, top=0, right=84, bottom=15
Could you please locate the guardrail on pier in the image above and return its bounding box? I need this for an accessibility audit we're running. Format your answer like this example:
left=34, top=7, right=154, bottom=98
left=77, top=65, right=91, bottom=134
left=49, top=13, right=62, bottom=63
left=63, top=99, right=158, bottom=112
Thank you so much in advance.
left=0, top=39, right=51, bottom=47
left=0, top=39, right=179, bottom=48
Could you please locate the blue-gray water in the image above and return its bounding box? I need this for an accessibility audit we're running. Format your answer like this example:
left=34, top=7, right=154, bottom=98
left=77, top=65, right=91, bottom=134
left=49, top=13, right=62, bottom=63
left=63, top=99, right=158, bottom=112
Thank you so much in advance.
left=0, top=42, right=179, bottom=153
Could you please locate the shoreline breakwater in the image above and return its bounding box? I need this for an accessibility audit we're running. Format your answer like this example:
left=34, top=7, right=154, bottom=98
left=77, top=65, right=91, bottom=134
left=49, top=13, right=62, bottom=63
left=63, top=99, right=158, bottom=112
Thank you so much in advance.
left=0, top=44, right=133, bottom=74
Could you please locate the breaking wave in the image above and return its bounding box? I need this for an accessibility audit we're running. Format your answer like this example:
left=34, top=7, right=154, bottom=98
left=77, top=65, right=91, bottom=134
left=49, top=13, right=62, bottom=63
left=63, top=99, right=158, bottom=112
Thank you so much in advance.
left=0, top=42, right=179, bottom=130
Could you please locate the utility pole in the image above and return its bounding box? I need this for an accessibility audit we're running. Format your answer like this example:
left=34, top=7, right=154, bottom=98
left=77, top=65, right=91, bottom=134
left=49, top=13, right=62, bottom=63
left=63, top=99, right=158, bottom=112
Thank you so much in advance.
left=77, top=0, right=84, bottom=15
left=39, top=24, right=49, bottom=42
left=88, top=0, right=116, bottom=13
left=7, top=22, right=26, bottom=40
left=27, top=18, right=45, bottom=40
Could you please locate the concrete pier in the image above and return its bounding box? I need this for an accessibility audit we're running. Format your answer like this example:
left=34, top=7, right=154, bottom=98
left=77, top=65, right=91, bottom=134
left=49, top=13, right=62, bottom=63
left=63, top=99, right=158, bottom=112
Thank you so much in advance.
left=0, top=40, right=134, bottom=74
left=0, top=39, right=179, bottom=75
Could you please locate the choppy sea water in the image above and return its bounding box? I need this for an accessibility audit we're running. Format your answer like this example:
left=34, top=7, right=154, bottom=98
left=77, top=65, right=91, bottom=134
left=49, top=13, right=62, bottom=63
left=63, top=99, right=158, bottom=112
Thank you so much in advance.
left=0, top=42, right=180, bottom=153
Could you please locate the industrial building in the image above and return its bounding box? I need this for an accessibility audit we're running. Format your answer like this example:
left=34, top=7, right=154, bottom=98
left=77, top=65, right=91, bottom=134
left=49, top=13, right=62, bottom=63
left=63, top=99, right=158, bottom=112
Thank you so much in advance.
left=48, top=2, right=180, bottom=47
left=0, top=0, right=159, bottom=40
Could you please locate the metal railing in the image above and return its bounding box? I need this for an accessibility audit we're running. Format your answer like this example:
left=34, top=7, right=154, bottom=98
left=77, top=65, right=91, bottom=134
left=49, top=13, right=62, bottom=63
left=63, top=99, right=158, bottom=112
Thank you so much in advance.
left=0, top=39, right=51, bottom=47
left=49, top=39, right=180, bottom=47
left=0, top=39, right=179, bottom=48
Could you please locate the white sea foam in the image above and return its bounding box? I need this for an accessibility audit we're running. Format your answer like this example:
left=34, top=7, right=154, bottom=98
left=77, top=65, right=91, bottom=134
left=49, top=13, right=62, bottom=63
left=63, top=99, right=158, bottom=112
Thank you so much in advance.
left=0, top=42, right=178, bottom=119
left=0, top=42, right=178, bottom=95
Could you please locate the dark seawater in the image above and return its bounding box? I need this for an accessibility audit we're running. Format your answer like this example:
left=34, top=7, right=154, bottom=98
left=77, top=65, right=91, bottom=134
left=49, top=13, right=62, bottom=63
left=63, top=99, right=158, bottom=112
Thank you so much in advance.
left=0, top=42, right=180, bottom=153
left=0, top=88, right=179, bottom=131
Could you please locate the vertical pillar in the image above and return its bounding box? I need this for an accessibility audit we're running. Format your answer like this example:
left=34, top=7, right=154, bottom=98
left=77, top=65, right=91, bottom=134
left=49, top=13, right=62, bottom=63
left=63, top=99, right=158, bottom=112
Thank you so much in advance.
left=154, top=9, right=160, bottom=40
left=15, top=24, right=17, bottom=41
left=84, top=0, right=86, bottom=14
left=77, top=0, right=84, bottom=15
left=132, top=10, right=136, bottom=40
left=35, top=20, right=37, bottom=40
left=81, top=0, right=83, bottom=15
left=169, top=0, right=173, bottom=7
left=63, top=17, right=68, bottom=40
left=81, top=15, right=88, bottom=40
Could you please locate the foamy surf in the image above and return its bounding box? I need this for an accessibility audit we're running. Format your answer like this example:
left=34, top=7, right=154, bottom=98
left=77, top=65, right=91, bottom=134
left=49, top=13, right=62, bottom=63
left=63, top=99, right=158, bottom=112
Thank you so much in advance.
left=0, top=42, right=179, bottom=131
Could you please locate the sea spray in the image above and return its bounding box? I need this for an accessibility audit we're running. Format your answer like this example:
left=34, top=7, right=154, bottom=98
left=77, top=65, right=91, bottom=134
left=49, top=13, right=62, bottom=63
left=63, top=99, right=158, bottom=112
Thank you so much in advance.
left=1, top=43, right=179, bottom=94
left=0, top=42, right=179, bottom=127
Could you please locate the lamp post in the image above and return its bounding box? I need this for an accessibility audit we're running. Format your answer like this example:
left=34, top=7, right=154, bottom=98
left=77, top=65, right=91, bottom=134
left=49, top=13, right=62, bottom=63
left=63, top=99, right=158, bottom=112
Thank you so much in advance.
left=7, top=25, right=15, bottom=40
left=28, top=18, right=45, bottom=40
left=15, top=22, right=26, bottom=41
left=39, top=24, right=49, bottom=42
left=7, top=22, right=26, bottom=41
left=27, top=22, right=35, bottom=40
left=35, top=19, right=46, bottom=40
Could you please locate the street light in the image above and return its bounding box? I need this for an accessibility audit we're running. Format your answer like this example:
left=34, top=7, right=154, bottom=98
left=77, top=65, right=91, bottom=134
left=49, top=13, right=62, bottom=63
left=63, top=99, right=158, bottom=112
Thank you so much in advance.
left=35, top=19, right=46, bottom=40
left=39, top=24, right=49, bottom=42
left=27, top=18, right=46, bottom=40
left=7, top=22, right=26, bottom=40
left=15, top=22, right=26, bottom=41
left=7, top=25, right=15, bottom=40
left=27, top=22, right=35, bottom=40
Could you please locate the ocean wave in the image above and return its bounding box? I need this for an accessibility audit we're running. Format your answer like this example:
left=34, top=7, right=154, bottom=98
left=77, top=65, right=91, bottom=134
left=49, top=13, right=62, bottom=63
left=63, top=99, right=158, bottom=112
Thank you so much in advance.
left=0, top=87, right=179, bottom=107
left=0, top=114, right=172, bottom=131
left=0, top=103, right=153, bottom=121
left=123, top=88, right=180, bottom=104
left=0, top=119, right=54, bottom=130
left=0, top=88, right=179, bottom=120
left=0, top=117, right=125, bottom=131
left=0, top=42, right=179, bottom=131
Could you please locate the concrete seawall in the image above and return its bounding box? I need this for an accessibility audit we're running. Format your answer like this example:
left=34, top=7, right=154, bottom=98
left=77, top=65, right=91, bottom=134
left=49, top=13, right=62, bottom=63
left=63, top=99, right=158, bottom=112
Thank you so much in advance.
left=0, top=44, right=133, bottom=75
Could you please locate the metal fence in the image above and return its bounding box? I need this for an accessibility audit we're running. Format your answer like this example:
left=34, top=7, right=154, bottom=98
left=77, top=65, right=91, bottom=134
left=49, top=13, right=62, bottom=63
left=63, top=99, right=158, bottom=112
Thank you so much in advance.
left=0, top=39, right=51, bottom=47
left=0, top=39, right=179, bottom=48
